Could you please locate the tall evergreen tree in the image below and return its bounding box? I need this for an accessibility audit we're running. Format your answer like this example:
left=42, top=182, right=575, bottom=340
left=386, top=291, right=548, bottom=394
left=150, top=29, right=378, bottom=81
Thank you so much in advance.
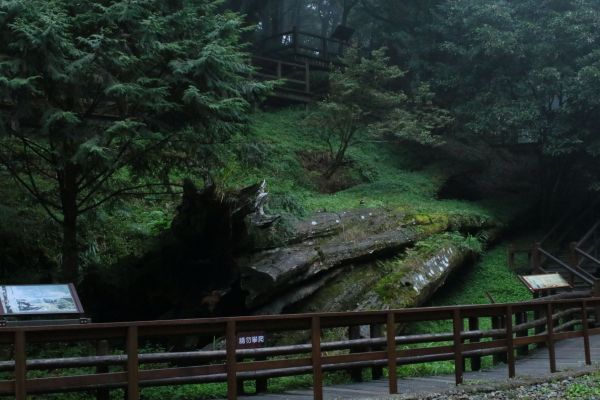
left=0, top=0, right=270, bottom=281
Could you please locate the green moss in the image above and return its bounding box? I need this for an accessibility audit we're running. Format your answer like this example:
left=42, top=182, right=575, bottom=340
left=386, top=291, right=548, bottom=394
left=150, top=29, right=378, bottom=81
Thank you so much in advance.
left=374, top=232, right=485, bottom=304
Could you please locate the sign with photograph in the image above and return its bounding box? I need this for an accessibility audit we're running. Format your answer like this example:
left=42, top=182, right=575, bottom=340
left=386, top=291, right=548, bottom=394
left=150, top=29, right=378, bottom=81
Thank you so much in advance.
left=518, top=273, right=571, bottom=293
left=0, top=284, right=84, bottom=316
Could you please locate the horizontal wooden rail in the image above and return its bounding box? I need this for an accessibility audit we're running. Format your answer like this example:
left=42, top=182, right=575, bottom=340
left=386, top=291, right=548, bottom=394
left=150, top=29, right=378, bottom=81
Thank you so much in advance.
left=1, top=297, right=599, bottom=399
left=576, top=247, right=600, bottom=269
left=252, top=55, right=307, bottom=69
left=578, top=220, right=600, bottom=247
left=538, top=247, right=595, bottom=285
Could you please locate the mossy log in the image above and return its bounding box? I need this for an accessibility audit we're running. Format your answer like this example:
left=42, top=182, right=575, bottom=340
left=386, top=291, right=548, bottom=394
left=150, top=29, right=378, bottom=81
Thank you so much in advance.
left=82, top=178, right=501, bottom=320
left=242, top=228, right=417, bottom=309
left=240, top=210, right=499, bottom=311
left=289, top=242, right=478, bottom=315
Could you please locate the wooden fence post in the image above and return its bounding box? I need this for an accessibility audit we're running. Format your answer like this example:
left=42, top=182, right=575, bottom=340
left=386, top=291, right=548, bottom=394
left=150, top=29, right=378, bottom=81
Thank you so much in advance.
left=534, top=301, right=545, bottom=348
left=491, top=315, right=500, bottom=364
left=255, top=355, right=268, bottom=394
left=387, top=312, right=398, bottom=394
left=370, top=324, right=384, bottom=380
left=593, top=281, right=600, bottom=327
left=546, top=303, right=557, bottom=373
left=348, top=325, right=363, bottom=382
left=304, top=62, right=310, bottom=93
left=96, top=340, right=110, bottom=400
left=126, top=326, right=139, bottom=400
left=492, top=315, right=507, bottom=364
left=532, top=242, right=541, bottom=273
left=515, top=312, right=529, bottom=356
left=312, top=316, right=323, bottom=400
left=453, top=309, right=464, bottom=385
left=292, top=26, right=299, bottom=54
left=468, top=317, right=480, bottom=371
left=14, top=330, right=26, bottom=400
left=569, top=242, right=579, bottom=285
left=506, top=306, right=515, bottom=378
left=507, top=244, right=516, bottom=269
left=226, top=321, right=237, bottom=400
left=582, top=300, right=592, bottom=365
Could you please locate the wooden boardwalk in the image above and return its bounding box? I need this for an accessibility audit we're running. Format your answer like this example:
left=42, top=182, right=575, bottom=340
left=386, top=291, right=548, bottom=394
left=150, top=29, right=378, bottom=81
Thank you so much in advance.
left=236, top=334, right=600, bottom=399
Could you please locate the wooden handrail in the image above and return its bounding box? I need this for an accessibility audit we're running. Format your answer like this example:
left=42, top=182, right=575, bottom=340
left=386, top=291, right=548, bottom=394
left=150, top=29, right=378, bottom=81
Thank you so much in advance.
left=541, top=197, right=600, bottom=246
left=3, top=297, right=600, bottom=399
left=261, top=29, right=346, bottom=46
left=252, top=55, right=307, bottom=69
left=576, top=247, right=600, bottom=269
left=578, top=220, right=600, bottom=247
left=538, top=247, right=595, bottom=285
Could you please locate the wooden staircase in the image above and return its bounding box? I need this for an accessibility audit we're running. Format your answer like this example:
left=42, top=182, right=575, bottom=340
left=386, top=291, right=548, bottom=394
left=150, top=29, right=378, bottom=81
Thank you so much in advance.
left=523, top=203, right=600, bottom=295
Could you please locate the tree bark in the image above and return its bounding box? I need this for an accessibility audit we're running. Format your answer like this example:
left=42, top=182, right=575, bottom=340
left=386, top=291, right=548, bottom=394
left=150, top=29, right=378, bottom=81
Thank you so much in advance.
left=60, top=163, right=79, bottom=283
left=341, top=0, right=358, bottom=26
left=323, top=139, right=349, bottom=179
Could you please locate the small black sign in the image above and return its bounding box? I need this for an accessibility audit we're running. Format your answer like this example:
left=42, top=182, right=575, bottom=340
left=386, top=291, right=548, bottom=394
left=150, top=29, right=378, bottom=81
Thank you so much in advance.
left=237, top=331, right=266, bottom=349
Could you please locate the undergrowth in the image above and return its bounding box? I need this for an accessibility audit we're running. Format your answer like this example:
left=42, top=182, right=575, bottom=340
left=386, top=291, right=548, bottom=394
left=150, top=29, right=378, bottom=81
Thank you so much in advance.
left=216, top=108, right=524, bottom=221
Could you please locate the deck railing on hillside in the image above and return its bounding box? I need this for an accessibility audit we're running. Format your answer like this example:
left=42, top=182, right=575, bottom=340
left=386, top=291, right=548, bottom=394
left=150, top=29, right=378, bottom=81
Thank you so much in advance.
left=523, top=218, right=600, bottom=293
left=251, top=56, right=312, bottom=101
left=259, top=28, right=347, bottom=68
left=1, top=297, right=599, bottom=400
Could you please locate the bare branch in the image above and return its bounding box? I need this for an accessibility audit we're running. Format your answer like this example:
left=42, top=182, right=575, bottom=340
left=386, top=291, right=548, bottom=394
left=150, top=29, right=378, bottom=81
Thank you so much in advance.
left=0, top=153, right=62, bottom=223
left=77, top=130, right=179, bottom=206
left=79, top=183, right=181, bottom=213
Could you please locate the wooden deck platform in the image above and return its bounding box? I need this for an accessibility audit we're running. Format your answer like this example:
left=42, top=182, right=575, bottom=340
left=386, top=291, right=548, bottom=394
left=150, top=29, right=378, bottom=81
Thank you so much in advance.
left=234, top=334, right=600, bottom=399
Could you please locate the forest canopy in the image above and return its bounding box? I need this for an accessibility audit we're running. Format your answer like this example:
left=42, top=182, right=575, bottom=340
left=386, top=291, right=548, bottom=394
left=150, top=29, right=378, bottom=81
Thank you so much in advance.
left=0, top=0, right=269, bottom=281
left=2, top=0, right=600, bottom=286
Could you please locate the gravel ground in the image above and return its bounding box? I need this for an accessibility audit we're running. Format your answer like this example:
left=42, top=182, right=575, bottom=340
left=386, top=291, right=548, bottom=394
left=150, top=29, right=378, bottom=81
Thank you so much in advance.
left=368, top=368, right=600, bottom=400
left=424, top=378, right=585, bottom=399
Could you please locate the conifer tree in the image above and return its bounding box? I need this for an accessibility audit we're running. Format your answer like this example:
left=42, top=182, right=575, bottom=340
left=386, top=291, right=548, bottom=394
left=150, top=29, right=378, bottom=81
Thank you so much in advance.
left=312, top=46, right=449, bottom=179
left=0, top=0, right=269, bottom=281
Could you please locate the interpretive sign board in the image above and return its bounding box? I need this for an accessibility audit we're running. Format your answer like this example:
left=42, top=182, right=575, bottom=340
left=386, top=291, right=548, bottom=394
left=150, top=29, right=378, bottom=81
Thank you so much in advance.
left=518, top=273, right=571, bottom=293
left=0, top=284, right=84, bottom=316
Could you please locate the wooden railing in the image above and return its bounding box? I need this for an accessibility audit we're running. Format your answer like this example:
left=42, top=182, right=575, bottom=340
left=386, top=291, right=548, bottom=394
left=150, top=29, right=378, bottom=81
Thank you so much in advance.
left=1, top=297, right=600, bottom=400
left=259, top=27, right=347, bottom=67
left=251, top=56, right=311, bottom=96
left=523, top=218, right=600, bottom=293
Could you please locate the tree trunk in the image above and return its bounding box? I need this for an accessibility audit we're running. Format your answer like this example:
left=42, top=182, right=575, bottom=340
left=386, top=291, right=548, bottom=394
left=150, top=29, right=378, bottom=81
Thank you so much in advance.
left=62, top=212, right=78, bottom=283
left=323, top=139, right=350, bottom=179
left=270, top=0, right=281, bottom=36
left=341, top=0, right=358, bottom=26
left=60, top=164, right=79, bottom=283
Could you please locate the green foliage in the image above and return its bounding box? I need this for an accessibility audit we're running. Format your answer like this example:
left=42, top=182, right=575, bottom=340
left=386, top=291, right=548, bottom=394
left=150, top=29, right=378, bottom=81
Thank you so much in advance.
left=223, top=108, right=523, bottom=223
left=307, top=46, right=449, bottom=178
left=0, top=0, right=271, bottom=279
left=430, top=0, right=600, bottom=190
left=565, top=372, right=600, bottom=399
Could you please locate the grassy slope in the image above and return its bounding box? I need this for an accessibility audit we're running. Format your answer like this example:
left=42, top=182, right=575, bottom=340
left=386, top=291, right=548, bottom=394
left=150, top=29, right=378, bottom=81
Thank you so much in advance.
left=217, top=108, right=521, bottom=221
